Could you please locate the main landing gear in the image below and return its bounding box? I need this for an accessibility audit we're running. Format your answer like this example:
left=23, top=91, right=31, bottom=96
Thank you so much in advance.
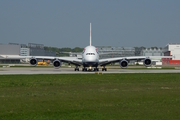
left=94, top=67, right=99, bottom=71
left=102, top=66, right=107, bottom=71
left=74, top=66, right=79, bottom=71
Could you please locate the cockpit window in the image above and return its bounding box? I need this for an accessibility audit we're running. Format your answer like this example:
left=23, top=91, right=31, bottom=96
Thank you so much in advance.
left=96, top=48, right=99, bottom=54
left=83, top=48, right=86, bottom=54
left=86, top=53, right=95, bottom=55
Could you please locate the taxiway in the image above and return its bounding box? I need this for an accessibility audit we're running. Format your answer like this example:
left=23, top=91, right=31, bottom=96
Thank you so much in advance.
left=0, top=67, right=180, bottom=75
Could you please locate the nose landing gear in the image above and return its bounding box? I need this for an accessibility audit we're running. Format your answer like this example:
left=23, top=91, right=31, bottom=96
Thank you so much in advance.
left=82, top=67, right=99, bottom=72
left=82, top=67, right=87, bottom=71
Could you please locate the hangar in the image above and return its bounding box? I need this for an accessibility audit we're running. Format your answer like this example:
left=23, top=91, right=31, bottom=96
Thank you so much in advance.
left=0, top=44, right=21, bottom=63
left=0, top=43, right=56, bottom=63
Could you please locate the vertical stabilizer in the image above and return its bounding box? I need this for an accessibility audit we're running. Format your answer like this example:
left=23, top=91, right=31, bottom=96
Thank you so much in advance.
left=90, top=23, right=92, bottom=46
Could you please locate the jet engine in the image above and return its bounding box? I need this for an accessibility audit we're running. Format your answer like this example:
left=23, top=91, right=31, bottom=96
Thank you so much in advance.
left=30, top=58, right=38, bottom=66
left=143, top=58, right=152, bottom=67
left=120, top=59, right=128, bottom=68
left=53, top=59, right=61, bottom=68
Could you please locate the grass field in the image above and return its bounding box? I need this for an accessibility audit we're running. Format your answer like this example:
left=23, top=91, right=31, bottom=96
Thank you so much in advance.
left=0, top=73, right=180, bottom=120
left=0, top=64, right=177, bottom=70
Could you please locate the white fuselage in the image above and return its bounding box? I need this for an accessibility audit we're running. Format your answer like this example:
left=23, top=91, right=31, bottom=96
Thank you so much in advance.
left=82, top=46, right=99, bottom=67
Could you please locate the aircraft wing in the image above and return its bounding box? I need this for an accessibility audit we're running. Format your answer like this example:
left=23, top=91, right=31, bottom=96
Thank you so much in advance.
left=0, top=55, right=82, bottom=66
left=98, top=56, right=173, bottom=66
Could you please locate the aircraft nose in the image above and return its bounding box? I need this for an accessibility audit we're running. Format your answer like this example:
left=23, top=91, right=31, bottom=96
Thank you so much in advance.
left=88, top=57, right=95, bottom=61
left=86, top=56, right=97, bottom=62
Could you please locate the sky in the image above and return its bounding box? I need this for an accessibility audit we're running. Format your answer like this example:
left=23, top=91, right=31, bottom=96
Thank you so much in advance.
left=0, top=0, right=180, bottom=48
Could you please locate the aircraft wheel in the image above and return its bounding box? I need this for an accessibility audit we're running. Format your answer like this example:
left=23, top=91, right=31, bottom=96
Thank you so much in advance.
left=94, top=68, right=99, bottom=71
left=102, top=68, right=106, bottom=71
left=75, top=68, right=79, bottom=71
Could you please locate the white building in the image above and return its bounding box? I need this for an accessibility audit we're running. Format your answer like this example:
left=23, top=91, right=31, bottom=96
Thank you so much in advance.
left=20, top=48, right=30, bottom=56
left=163, top=44, right=180, bottom=60
left=141, top=48, right=164, bottom=56
left=162, top=43, right=180, bottom=65
left=96, top=46, right=135, bottom=59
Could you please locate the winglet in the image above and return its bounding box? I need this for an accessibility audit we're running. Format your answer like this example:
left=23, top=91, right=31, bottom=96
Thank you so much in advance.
left=90, top=23, right=92, bottom=46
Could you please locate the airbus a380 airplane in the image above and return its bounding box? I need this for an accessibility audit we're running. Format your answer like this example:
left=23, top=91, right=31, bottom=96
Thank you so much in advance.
left=1, top=23, right=172, bottom=71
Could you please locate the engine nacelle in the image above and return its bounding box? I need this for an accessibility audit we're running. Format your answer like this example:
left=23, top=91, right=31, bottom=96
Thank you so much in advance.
left=120, top=60, right=128, bottom=68
left=53, top=59, right=61, bottom=69
left=30, top=58, right=38, bottom=66
left=143, top=58, right=152, bottom=67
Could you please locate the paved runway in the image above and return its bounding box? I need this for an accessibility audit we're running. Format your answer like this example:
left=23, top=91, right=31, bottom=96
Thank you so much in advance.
left=0, top=67, right=180, bottom=75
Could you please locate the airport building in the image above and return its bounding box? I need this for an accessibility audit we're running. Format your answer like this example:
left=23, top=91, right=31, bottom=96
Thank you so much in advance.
left=97, top=46, right=164, bottom=58
left=0, top=44, right=21, bottom=63
left=0, top=44, right=21, bottom=55
left=96, top=46, right=135, bottom=59
left=1, top=42, right=180, bottom=65
left=162, top=44, right=180, bottom=65
left=20, top=48, right=30, bottom=56
left=140, top=48, right=164, bottom=56
left=0, top=43, right=56, bottom=63
left=27, top=43, right=56, bottom=56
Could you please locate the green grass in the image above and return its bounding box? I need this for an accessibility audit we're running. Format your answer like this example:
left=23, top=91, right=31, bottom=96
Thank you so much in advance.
left=127, top=67, right=175, bottom=70
left=0, top=74, right=180, bottom=120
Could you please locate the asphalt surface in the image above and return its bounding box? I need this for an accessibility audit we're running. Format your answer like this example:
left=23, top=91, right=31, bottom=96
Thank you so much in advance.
left=0, top=67, right=180, bottom=75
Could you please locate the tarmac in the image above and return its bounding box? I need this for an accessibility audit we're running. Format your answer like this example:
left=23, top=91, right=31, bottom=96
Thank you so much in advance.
left=0, top=67, right=180, bottom=75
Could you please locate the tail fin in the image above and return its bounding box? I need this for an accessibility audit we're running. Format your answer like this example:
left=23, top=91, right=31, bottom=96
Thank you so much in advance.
left=90, top=23, right=92, bottom=46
